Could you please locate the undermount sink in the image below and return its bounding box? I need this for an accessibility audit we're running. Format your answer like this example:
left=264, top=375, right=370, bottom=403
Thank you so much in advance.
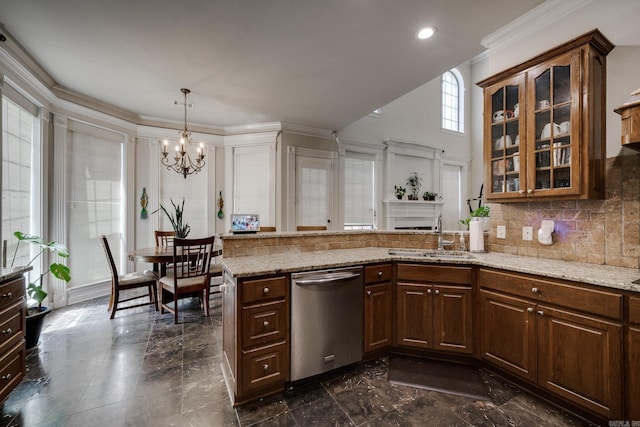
left=387, top=248, right=475, bottom=259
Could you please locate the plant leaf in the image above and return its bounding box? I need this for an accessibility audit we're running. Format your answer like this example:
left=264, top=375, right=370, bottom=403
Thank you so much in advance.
left=50, top=263, right=71, bottom=282
left=27, top=283, right=48, bottom=304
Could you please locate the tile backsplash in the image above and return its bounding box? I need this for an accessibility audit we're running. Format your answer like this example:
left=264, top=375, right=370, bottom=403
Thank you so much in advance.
left=487, top=155, right=640, bottom=269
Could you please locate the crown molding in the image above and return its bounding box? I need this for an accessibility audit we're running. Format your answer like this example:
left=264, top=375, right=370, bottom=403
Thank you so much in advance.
left=281, top=122, right=334, bottom=139
left=480, top=0, right=594, bottom=55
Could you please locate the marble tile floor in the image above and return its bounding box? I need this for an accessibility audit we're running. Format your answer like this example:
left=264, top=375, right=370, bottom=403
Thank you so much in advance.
left=0, top=293, right=596, bottom=427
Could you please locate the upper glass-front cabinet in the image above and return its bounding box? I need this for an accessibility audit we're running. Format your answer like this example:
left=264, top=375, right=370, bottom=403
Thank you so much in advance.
left=478, top=30, right=614, bottom=202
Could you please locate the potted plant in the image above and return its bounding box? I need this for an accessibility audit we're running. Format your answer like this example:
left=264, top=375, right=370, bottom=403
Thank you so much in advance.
left=406, top=172, right=422, bottom=200
left=459, top=205, right=491, bottom=230
left=422, top=191, right=439, bottom=201
left=156, top=198, right=191, bottom=238
left=10, top=231, right=71, bottom=349
left=394, top=185, right=406, bottom=200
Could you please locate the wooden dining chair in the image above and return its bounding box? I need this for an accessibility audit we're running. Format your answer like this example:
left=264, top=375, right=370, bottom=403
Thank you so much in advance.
left=155, top=230, right=176, bottom=247
left=101, top=235, right=158, bottom=319
left=296, top=225, right=327, bottom=231
left=159, top=236, right=215, bottom=323
left=209, top=235, right=223, bottom=296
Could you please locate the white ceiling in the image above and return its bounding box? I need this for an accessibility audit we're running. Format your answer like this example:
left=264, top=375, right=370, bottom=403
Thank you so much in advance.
left=0, top=0, right=546, bottom=131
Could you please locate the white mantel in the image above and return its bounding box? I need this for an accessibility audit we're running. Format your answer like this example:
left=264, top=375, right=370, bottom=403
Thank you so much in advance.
left=383, top=199, right=443, bottom=230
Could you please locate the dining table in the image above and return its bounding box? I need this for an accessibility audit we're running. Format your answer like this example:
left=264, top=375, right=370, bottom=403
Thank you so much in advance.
left=127, top=246, right=223, bottom=277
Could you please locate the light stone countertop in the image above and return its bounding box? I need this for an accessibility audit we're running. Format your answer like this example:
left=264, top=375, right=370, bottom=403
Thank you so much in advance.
left=221, top=248, right=640, bottom=293
left=0, top=265, right=32, bottom=283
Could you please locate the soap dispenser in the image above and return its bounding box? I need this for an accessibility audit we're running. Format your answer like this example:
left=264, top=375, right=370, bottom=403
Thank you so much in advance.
left=459, top=232, right=466, bottom=252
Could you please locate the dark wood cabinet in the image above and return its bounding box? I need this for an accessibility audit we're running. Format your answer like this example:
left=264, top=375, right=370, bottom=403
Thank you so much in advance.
left=477, top=268, right=623, bottom=420
left=0, top=275, right=26, bottom=402
left=628, top=295, right=640, bottom=421
left=478, top=30, right=613, bottom=201
left=396, top=264, right=473, bottom=354
left=363, top=263, right=393, bottom=355
left=222, top=273, right=289, bottom=405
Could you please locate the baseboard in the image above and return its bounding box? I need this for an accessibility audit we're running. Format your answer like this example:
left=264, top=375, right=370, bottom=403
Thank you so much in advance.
left=66, top=280, right=111, bottom=305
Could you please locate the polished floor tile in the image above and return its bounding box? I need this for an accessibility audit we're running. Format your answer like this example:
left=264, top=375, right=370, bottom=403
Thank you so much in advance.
left=0, top=292, right=595, bottom=426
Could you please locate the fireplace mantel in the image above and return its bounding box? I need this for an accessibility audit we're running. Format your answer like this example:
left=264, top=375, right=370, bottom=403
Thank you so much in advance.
left=383, top=199, right=443, bottom=230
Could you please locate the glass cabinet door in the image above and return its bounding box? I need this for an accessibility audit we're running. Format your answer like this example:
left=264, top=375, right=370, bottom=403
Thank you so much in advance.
left=527, top=52, right=580, bottom=196
left=487, top=75, right=524, bottom=199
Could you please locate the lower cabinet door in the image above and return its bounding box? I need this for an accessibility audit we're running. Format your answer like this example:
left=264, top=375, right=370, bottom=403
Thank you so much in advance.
left=396, top=283, right=432, bottom=348
left=364, top=283, right=392, bottom=354
left=241, top=340, right=288, bottom=393
left=537, top=305, right=623, bottom=419
left=629, top=325, right=640, bottom=421
left=432, top=285, right=472, bottom=354
left=479, top=290, right=537, bottom=382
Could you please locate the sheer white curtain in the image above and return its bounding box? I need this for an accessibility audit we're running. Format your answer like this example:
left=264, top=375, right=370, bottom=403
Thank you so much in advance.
left=234, top=146, right=272, bottom=225
left=66, top=129, right=123, bottom=286
left=159, top=162, right=208, bottom=238
left=344, top=155, right=375, bottom=229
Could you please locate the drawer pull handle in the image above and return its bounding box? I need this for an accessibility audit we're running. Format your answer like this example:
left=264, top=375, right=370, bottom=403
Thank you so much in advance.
left=527, top=307, right=534, bottom=313
left=1, top=373, right=11, bottom=380
left=263, top=364, right=269, bottom=372
left=377, top=271, right=383, bottom=278
left=531, top=287, right=539, bottom=294
left=263, top=321, right=270, bottom=328
left=434, top=289, right=440, bottom=295
left=2, top=292, right=12, bottom=299
left=366, top=290, right=372, bottom=296
left=263, top=287, right=270, bottom=295
left=1, top=328, right=11, bottom=335
left=537, top=310, right=544, bottom=316
left=527, top=189, right=533, bottom=194
left=427, top=289, right=432, bottom=294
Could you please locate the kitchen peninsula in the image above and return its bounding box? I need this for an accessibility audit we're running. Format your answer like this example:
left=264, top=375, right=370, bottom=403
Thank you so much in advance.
left=220, top=230, right=640, bottom=423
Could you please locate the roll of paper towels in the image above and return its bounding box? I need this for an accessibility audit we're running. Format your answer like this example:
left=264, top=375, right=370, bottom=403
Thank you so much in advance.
left=469, top=219, right=485, bottom=252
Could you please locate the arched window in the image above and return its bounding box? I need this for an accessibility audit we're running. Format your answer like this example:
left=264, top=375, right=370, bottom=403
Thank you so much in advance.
left=442, top=69, right=464, bottom=133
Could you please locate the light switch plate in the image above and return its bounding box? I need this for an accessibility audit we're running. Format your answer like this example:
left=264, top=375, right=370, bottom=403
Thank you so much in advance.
left=497, top=225, right=506, bottom=239
left=522, top=226, right=533, bottom=241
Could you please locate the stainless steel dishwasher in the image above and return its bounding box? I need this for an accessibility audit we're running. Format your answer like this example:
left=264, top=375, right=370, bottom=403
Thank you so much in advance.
left=290, top=266, right=363, bottom=381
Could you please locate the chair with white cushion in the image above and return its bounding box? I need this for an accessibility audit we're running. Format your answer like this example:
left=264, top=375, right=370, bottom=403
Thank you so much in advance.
left=101, top=235, right=158, bottom=319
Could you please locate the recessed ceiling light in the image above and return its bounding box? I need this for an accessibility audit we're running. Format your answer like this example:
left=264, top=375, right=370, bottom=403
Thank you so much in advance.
left=416, top=27, right=436, bottom=40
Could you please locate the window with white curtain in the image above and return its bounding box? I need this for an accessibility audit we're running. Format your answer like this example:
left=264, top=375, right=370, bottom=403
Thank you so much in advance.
left=159, top=161, right=208, bottom=238
left=1, top=93, right=40, bottom=270
left=442, top=69, right=465, bottom=133
left=344, top=155, right=375, bottom=230
left=66, top=129, right=123, bottom=286
left=234, top=145, right=272, bottom=225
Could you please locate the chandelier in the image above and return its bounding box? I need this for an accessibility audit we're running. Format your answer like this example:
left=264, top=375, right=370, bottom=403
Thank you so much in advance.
left=161, top=88, right=206, bottom=179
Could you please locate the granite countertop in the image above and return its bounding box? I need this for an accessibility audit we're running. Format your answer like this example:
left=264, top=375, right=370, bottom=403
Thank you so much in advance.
left=221, top=248, right=640, bottom=293
left=0, top=265, right=33, bottom=283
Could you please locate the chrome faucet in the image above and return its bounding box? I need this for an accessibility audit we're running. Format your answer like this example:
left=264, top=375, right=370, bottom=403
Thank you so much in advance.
left=437, top=213, right=454, bottom=250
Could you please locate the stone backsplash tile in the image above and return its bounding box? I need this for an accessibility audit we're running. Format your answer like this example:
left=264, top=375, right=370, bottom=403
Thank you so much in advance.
left=487, top=154, right=640, bottom=269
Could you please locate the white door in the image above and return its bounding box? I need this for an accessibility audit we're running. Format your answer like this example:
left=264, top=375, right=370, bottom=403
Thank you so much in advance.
left=296, top=155, right=333, bottom=229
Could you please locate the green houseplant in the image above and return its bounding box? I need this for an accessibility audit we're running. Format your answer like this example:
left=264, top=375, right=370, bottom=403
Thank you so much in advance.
left=422, top=191, right=439, bottom=201
left=394, top=185, right=406, bottom=200
left=459, top=205, right=491, bottom=229
left=406, top=172, right=422, bottom=200
left=156, top=198, right=191, bottom=238
left=10, top=231, right=71, bottom=349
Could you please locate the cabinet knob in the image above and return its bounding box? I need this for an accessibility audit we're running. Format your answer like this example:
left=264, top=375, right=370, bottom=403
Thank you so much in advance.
left=527, top=189, right=533, bottom=194
left=263, top=321, right=269, bottom=328
left=1, top=328, right=11, bottom=335
left=427, top=289, right=432, bottom=294
left=2, top=292, right=12, bottom=299
left=366, top=290, right=372, bottom=296
left=377, top=271, right=383, bottom=278
left=263, top=364, right=270, bottom=372
left=1, top=373, right=11, bottom=380
left=527, top=307, right=534, bottom=313
left=537, top=310, right=544, bottom=316
left=263, top=287, right=270, bottom=295
left=434, top=289, right=440, bottom=295
left=519, top=189, right=525, bottom=194
left=531, top=287, right=539, bottom=294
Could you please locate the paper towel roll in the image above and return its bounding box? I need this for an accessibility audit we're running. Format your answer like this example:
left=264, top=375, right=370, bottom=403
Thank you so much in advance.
left=469, top=219, right=485, bottom=253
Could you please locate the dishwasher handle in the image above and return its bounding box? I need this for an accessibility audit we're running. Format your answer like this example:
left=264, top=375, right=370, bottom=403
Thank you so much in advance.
left=294, top=271, right=361, bottom=286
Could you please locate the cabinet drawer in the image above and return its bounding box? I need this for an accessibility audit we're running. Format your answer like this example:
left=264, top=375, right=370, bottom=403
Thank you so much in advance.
left=478, top=269, right=622, bottom=320
left=0, top=341, right=25, bottom=402
left=364, top=264, right=392, bottom=284
left=241, top=276, right=286, bottom=305
left=241, top=340, right=288, bottom=393
left=0, top=301, right=25, bottom=355
left=629, top=295, right=640, bottom=325
left=0, top=278, right=25, bottom=312
left=241, top=301, right=286, bottom=348
left=397, top=264, right=472, bottom=284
